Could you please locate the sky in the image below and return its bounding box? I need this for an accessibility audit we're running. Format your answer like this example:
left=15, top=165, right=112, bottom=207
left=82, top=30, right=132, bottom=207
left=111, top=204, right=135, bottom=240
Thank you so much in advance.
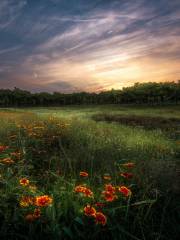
left=0, top=0, right=180, bottom=93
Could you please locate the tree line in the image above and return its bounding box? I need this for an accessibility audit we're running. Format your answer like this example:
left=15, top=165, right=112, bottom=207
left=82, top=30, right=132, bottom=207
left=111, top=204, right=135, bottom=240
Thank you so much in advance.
left=0, top=81, right=179, bottom=107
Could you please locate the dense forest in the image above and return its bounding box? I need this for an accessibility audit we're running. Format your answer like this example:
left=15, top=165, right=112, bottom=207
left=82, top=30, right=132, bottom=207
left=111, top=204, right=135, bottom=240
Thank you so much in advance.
left=0, top=81, right=180, bottom=106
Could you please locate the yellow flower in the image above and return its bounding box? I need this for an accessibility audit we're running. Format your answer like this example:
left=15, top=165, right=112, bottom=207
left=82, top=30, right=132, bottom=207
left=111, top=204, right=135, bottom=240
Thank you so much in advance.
left=29, top=184, right=37, bottom=193
left=19, top=196, right=34, bottom=207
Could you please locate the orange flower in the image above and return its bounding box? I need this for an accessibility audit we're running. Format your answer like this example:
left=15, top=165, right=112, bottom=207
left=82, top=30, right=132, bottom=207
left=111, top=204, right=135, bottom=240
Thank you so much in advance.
left=105, top=184, right=116, bottom=194
left=121, top=162, right=135, bottom=168
left=102, top=191, right=117, bottom=202
left=83, top=188, right=93, bottom=198
left=35, top=195, right=53, bottom=207
left=120, top=173, right=133, bottom=179
left=25, top=214, right=35, bottom=222
left=0, top=158, right=14, bottom=164
left=19, top=196, right=34, bottom=207
left=74, top=185, right=86, bottom=193
left=102, top=184, right=117, bottom=202
left=84, top=204, right=96, bottom=217
left=33, top=208, right=41, bottom=218
left=0, top=145, right=9, bottom=153
left=19, top=178, right=30, bottom=186
left=74, top=185, right=93, bottom=198
left=95, top=212, right=107, bottom=226
left=118, top=186, right=132, bottom=197
left=103, top=175, right=111, bottom=180
left=80, top=171, right=88, bottom=177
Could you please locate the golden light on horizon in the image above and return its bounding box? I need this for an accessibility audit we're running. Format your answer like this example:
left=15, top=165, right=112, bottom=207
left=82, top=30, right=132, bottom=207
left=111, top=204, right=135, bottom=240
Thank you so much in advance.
left=0, top=0, right=179, bottom=92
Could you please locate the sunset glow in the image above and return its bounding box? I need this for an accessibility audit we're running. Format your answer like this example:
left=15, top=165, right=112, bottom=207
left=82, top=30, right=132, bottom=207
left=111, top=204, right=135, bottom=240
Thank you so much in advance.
left=0, top=0, right=180, bottom=92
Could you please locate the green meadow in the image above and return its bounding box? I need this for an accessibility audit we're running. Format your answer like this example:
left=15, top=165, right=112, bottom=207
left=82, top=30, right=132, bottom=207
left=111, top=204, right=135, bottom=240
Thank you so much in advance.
left=6, top=104, right=180, bottom=118
left=0, top=105, right=179, bottom=240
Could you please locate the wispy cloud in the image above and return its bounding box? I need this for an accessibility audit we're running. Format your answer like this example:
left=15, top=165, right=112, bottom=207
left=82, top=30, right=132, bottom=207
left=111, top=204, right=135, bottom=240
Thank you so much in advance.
left=0, top=45, right=22, bottom=55
left=0, top=0, right=26, bottom=29
left=0, top=0, right=180, bottom=92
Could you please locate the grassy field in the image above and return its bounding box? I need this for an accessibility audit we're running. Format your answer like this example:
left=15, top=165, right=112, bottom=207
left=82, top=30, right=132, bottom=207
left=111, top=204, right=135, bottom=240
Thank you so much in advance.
left=0, top=105, right=179, bottom=240
left=3, top=104, right=180, bottom=119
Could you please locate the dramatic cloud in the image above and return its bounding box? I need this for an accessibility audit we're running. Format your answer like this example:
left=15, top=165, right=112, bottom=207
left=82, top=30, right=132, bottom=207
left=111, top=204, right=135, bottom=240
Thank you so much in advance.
left=0, top=0, right=180, bottom=92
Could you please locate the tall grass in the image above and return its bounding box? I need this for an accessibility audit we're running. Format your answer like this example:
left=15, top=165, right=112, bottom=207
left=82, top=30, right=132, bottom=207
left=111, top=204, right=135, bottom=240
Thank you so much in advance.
left=0, top=110, right=179, bottom=239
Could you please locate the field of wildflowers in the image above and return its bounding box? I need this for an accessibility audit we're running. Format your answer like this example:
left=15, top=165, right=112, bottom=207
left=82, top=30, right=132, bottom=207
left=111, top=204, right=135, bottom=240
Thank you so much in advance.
left=0, top=108, right=179, bottom=240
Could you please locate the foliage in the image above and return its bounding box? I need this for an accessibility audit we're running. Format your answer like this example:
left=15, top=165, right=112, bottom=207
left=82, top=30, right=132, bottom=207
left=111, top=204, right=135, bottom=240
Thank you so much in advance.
left=0, top=110, right=179, bottom=239
left=0, top=81, right=180, bottom=107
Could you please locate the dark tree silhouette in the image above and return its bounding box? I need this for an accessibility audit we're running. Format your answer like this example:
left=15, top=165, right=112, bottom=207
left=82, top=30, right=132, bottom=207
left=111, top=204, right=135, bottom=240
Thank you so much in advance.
left=0, top=81, right=179, bottom=107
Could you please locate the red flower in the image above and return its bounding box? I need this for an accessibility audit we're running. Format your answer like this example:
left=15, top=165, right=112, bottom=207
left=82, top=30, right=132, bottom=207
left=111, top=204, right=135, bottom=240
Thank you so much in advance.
left=80, top=171, right=88, bottom=177
left=0, top=145, right=9, bottom=153
left=95, top=212, right=107, bottom=226
left=33, top=208, right=41, bottom=218
left=102, top=191, right=117, bottom=202
left=74, top=185, right=85, bottom=193
left=19, top=178, right=29, bottom=186
left=84, top=205, right=96, bottom=217
left=103, top=175, right=111, bottom=180
left=84, top=188, right=93, bottom=197
left=74, top=185, right=93, bottom=198
left=105, top=184, right=116, bottom=194
left=35, top=195, right=53, bottom=207
left=95, top=202, right=105, bottom=208
left=121, top=162, right=135, bottom=168
left=120, top=172, right=133, bottom=179
left=118, top=186, right=132, bottom=197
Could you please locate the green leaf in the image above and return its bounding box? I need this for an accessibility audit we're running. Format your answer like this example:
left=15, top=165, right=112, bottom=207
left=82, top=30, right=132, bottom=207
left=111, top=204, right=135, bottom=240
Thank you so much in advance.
left=74, top=216, right=84, bottom=225
left=131, top=199, right=156, bottom=206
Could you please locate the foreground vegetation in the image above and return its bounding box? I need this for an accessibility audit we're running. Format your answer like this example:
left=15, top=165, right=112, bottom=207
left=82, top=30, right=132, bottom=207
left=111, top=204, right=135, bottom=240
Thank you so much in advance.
left=0, top=106, right=179, bottom=239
